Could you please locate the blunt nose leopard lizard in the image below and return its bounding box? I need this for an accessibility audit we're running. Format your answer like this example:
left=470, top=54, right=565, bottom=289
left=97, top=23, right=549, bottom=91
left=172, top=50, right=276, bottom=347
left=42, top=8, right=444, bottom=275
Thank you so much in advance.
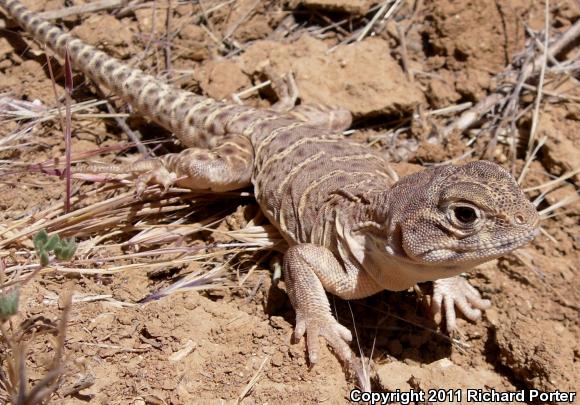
left=0, top=0, right=540, bottom=373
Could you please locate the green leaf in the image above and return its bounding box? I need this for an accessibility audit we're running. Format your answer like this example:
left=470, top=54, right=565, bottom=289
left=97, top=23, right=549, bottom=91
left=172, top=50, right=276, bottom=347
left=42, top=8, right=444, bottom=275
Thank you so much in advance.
left=0, top=288, right=19, bottom=320
left=40, top=251, right=50, bottom=267
left=57, top=240, right=77, bottom=261
left=44, top=234, right=60, bottom=251
left=33, top=229, right=48, bottom=252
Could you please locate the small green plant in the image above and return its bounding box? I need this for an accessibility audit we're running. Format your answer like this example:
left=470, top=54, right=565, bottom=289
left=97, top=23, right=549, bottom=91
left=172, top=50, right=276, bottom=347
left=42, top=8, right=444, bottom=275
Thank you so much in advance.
left=0, top=288, right=19, bottom=321
left=33, top=230, right=77, bottom=266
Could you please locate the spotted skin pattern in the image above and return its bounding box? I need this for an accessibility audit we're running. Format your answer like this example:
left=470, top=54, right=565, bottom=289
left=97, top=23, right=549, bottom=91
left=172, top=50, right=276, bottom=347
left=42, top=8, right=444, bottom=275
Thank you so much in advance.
left=1, top=0, right=540, bottom=371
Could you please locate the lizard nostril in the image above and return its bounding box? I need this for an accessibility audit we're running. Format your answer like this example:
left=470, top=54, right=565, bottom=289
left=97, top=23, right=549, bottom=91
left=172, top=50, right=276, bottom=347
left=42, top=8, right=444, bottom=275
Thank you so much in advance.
left=514, top=213, right=525, bottom=225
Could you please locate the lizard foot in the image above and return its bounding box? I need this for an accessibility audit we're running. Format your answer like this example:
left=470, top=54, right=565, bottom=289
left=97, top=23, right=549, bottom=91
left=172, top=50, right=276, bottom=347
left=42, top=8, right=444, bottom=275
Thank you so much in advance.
left=134, top=164, right=177, bottom=197
left=432, top=276, right=491, bottom=332
left=264, top=68, right=352, bottom=131
left=293, top=312, right=353, bottom=365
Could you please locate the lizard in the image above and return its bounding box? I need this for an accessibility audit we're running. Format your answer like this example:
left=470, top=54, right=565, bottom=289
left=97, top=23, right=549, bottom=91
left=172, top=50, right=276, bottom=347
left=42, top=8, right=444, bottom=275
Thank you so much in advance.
left=0, top=0, right=540, bottom=371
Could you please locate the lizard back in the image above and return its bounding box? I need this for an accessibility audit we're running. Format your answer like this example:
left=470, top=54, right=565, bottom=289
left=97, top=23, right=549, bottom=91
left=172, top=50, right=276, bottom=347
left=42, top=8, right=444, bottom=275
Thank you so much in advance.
left=1, top=0, right=398, bottom=248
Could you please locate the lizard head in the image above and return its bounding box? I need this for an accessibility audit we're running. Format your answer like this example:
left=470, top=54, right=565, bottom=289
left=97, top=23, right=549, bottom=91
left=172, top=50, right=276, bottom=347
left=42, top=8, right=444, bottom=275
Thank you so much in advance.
left=391, top=161, right=540, bottom=266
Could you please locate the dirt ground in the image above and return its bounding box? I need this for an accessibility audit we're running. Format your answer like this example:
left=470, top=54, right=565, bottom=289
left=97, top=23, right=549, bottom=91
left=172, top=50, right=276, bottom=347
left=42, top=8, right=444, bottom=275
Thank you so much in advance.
left=0, top=0, right=578, bottom=403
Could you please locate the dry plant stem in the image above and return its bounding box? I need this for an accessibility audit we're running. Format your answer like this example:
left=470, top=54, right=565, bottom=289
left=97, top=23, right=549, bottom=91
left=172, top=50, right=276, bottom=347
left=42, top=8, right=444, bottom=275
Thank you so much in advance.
left=0, top=265, right=43, bottom=289
left=494, top=51, right=534, bottom=166
left=39, top=0, right=126, bottom=19
left=24, top=290, right=72, bottom=404
left=116, top=0, right=148, bottom=17
left=524, top=167, right=580, bottom=192
left=44, top=50, right=65, bottom=136
left=356, top=0, right=403, bottom=42
left=164, top=0, right=173, bottom=78
left=198, top=0, right=218, bottom=40
left=309, top=3, right=383, bottom=37
left=237, top=356, right=269, bottom=404
left=52, top=288, right=72, bottom=371
left=312, top=12, right=351, bottom=37
left=517, top=82, right=580, bottom=102
left=0, top=0, right=127, bottom=28
left=443, top=19, right=580, bottom=136
left=0, top=185, right=109, bottom=243
left=396, top=22, right=413, bottom=82
left=518, top=136, right=547, bottom=188
left=0, top=188, right=135, bottom=247
left=3, top=98, right=107, bottom=123
left=63, top=48, right=73, bottom=214
left=137, top=0, right=159, bottom=69
left=223, top=0, right=260, bottom=41
left=443, top=93, right=504, bottom=136
left=0, top=320, right=16, bottom=395
left=347, top=302, right=372, bottom=391
left=538, top=194, right=579, bottom=217
left=519, top=0, right=550, bottom=184
left=105, top=102, right=150, bottom=157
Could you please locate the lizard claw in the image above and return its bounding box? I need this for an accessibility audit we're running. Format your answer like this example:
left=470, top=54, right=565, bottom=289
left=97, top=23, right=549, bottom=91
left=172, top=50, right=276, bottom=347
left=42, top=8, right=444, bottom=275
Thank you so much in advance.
left=134, top=167, right=177, bottom=197
left=432, top=276, right=491, bottom=332
left=293, top=313, right=353, bottom=365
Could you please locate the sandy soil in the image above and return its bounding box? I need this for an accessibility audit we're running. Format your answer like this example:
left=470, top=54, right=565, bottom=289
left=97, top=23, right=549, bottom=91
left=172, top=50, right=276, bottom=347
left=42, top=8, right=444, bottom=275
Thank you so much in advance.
left=0, top=0, right=578, bottom=403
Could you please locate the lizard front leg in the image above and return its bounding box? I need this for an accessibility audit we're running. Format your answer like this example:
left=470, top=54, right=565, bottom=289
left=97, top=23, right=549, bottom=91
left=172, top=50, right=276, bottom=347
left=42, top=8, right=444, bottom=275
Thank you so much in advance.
left=431, top=276, right=491, bottom=332
left=283, top=243, right=383, bottom=366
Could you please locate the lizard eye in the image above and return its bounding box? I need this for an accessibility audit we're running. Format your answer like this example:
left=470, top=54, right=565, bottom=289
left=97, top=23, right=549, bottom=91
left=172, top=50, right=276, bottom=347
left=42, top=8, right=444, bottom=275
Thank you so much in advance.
left=451, top=205, right=479, bottom=226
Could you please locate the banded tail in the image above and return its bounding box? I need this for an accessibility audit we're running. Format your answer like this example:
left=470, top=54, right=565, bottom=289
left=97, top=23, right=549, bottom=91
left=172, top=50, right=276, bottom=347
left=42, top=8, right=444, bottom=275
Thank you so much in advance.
left=0, top=0, right=249, bottom=148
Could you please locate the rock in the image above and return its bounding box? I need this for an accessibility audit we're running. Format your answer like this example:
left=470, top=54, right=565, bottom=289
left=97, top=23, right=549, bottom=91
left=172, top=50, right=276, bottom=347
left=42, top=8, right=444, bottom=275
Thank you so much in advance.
left=241, top=35, right=424, bottom=118
left=377, top=358, right=510, bottom=394
left=196, top=60, right=252, bottom=101
left=494, top=318, right=577, bottom=392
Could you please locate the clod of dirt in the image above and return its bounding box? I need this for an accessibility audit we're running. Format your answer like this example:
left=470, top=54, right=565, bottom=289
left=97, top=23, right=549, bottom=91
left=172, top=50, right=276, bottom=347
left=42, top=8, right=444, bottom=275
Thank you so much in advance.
left=71, top=14, right=134, bottom=59
left=2, top=59, right=58, bottom=103
left=290, top=0, right=375, bottom=14
left=423, top=0, right=525, bottom=73
left=425, top=70, right=461, bottom=108
left=536, top=109, right=580, bottom=186
left=494, top=317, right=578, bottom=392
left=134, top=8, right=167, bottom=35
left=177, top=25, right=211, bottom=61
left=222, top=0, right=278, bottom=42
left=196, top=60, right=252, bottom=101
left=454, top=68, right=492, bottom=101
left=376, top=358, right=512, bottom=393
left=241, top=35, right=424, bottom=117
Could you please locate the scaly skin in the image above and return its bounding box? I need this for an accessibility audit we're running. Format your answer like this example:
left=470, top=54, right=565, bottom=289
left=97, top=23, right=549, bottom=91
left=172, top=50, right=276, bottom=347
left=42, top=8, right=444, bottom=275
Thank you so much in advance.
left=1, top=0, right=540, bottom=369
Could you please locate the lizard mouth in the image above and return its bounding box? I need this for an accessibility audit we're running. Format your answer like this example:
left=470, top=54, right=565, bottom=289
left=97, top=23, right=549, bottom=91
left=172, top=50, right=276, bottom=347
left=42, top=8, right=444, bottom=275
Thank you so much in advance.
left=469, top=228, right=539, bottom=252
left=417, top=228, right=539, bottom=264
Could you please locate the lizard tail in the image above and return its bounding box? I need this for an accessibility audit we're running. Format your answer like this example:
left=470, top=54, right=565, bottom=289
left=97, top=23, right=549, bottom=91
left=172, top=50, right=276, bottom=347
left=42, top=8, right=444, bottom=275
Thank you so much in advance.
left=0, top=0, right=242, bottom=148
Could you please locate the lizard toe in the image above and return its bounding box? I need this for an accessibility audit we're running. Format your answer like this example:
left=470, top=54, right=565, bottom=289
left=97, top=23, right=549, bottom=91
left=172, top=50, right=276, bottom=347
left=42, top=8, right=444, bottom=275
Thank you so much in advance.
left=432, top=276, right=491, bottom=332
left=455, top=296, right=482, bottom=322
left=135, top=167, right=177, bottom=197
left=293, top=319, right=307, bottom=341
left=295, top=315, right=353, bottom=365
left=319, top=323, right=353, bottom=364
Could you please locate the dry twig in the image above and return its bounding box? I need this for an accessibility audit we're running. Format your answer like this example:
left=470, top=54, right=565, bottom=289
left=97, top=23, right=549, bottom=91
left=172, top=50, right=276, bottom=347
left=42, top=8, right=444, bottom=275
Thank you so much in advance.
left=443, top=19, right=580, bottom=137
